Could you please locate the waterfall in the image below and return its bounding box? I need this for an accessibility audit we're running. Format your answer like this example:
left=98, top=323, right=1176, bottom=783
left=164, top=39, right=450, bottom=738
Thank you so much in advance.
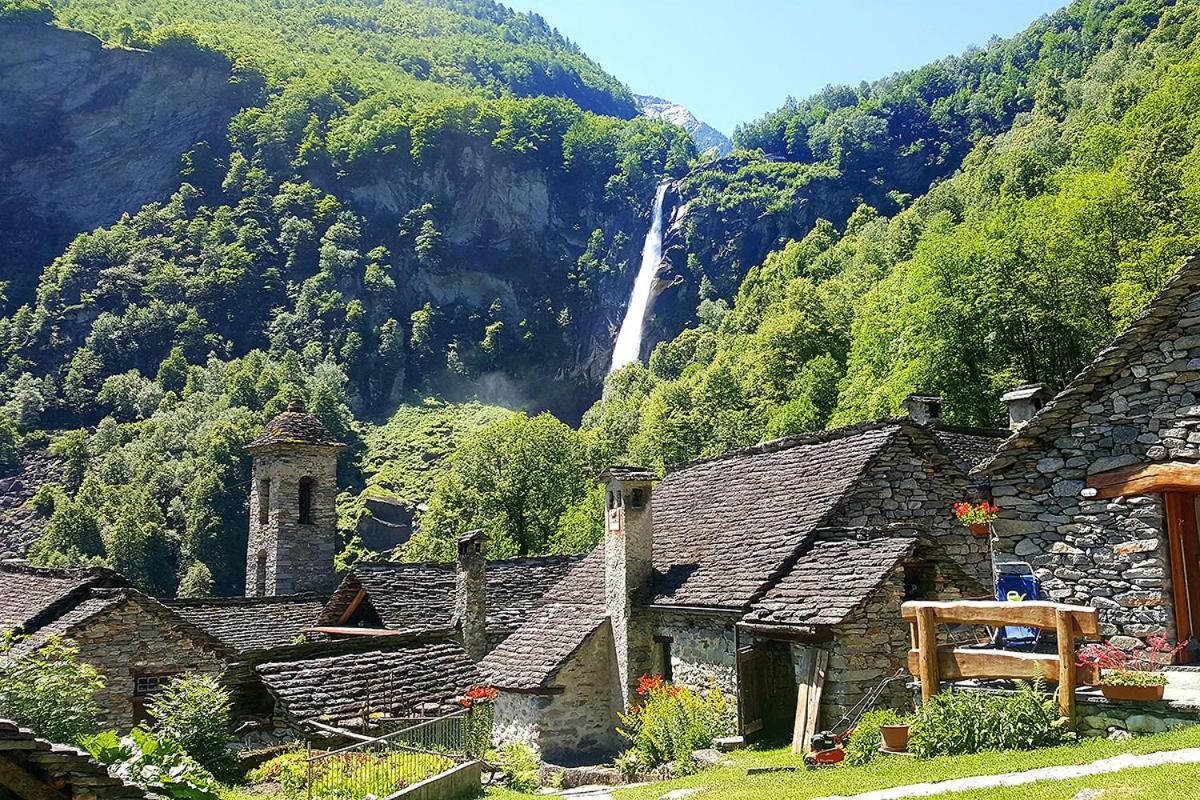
left=609, top=182, right=669, bottom=374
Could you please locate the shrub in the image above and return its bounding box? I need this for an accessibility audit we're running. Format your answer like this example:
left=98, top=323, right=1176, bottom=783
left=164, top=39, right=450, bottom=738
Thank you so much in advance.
left=494, top=740, right=540, bottom=793
left=248, top=747, right=452, bottom=799
left=617, top=676, right=735, bottom=774
left=843, top=708, right=903, bottom=766
left=908, top=681, right=1070, bottom=758
left=0, top=634, right=105, bottom=743
left=147, top=673, right=235, bottom=780
left=1077, top=636, right=1183, bottom=687
left=82, top=728, right=218, bottom=800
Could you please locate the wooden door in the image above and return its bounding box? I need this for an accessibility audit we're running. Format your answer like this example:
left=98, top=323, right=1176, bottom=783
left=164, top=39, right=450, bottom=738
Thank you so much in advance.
left=738, top=648, right=766, bottom=736
left=1163, top=492, right=1200, bottom=661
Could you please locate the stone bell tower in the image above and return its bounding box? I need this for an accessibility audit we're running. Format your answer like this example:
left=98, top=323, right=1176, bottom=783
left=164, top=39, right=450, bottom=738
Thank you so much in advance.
left=245, top=398, right=344, bottom=597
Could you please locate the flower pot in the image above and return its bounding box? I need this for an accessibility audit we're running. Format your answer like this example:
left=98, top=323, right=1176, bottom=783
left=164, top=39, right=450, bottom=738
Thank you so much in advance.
left=879, top=724, right=910, bottom=752
left=1099, top=683, right=1165, bottom=702
left=969, top=522, right=990, bottom=536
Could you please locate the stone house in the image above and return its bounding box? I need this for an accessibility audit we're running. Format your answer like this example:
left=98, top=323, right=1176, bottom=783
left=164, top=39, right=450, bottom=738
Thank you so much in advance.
left=0, top=564, right=228, bottom=729
left=980, top=253, right=1200, bottom=652
left=481, top=416, right=994, bottom=763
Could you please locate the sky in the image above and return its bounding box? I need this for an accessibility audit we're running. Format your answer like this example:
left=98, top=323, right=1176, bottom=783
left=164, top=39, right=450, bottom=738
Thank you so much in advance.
left=503, top=0, right=1066, bottom=136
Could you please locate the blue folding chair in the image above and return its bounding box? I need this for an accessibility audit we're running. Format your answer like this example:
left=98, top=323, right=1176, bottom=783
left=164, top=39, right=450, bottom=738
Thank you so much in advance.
left=993, top=561, right=1040, bottom=650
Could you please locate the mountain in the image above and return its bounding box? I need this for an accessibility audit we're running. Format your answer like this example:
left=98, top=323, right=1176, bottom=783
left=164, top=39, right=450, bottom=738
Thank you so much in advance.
left=635, top=94, right=732, bottom=155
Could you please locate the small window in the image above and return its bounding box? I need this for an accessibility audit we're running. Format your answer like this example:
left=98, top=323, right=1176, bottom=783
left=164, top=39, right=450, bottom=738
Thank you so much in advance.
left=298, top=477, right=314, bottom=525
left=258, top=478, right=271, bottom=525
left=133, top=672, right=179, bottom=725
left=904, top=563, right=937, bottom=601
left=255, top=549, right=267, bottom=597
left=654, top=636, right=673, bottom=683
left=630, top=488, right=646, bottom=509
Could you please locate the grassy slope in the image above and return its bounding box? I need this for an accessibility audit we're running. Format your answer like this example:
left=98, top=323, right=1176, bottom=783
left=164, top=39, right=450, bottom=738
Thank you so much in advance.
left=486, top=726, right=1200, bottom=800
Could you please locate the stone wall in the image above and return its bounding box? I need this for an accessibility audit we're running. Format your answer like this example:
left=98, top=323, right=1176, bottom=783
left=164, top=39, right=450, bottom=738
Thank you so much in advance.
left=1077, top=693, right=1200, bottom=737
left=68, top=596, right=226, bottom=729
left=830, top=427, right=990, bottom=583
left=491, top=691, right=550, bottom=753
left=650, top=611, right=739, bottom=700
left=247, top=444, right=339, bottom=596
left=985, top=293, right=1200, bottom=640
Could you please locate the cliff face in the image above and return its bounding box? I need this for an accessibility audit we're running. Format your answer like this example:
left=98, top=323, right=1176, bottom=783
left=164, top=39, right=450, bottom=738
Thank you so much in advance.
left=0, top=21, right=242, bottom=305
left=636, top=94, right=731, bottom=156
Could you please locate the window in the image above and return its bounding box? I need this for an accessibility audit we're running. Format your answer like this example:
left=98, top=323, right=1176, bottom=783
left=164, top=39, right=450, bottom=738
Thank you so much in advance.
left=654, top=636, right=673, bottom=682
left=255, top=549, right=267, bottom=597
left=630, top=488, right=646, bottom=509
left=133, top=672, right=178, bottom=724
left=903, top=562, right=937, bottom=600
left=258, top=478, right=271, bottom=525
left=298, top=477, right=314, bottom=525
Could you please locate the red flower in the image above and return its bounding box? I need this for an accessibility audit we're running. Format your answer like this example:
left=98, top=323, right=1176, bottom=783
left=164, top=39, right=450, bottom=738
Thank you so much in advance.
left=636, top=675, right=665, bottom=697
left=460, top=685, right=498, bottom=706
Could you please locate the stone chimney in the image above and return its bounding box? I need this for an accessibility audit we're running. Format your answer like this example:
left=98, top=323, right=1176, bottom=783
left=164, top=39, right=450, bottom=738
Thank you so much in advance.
left=1000, top=384, right=1051, bottom=431
left=902, top=394, right=944, bottom=425
left=455, top=529, right=489, bottom=662
left=599, top=466, right=658, bottom=706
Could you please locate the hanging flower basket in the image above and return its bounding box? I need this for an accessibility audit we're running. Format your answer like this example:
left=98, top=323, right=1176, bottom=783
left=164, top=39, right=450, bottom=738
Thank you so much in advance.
left=968, top=522, right=990, bottom=537
left=954, top=501, right=999, bottom=536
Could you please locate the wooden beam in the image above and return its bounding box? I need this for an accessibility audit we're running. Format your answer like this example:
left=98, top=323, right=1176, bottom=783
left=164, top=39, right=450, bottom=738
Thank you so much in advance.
left=916, top=606, right=938, bottom=702
left=901, top=601, right=1099, bottom=636
left=906, top=647, right=1066, bottom=683
left=1165, top=493, right=1194, bottom=649
left=302, top=626, right=408, bottom=637
left=1088, top=461, right=1200, bottom=499
left=337, top=588, right=368, bottom=624
left=0, top=755, right=69, bottom=800
left=1055, top=609, right=1076, bottom=728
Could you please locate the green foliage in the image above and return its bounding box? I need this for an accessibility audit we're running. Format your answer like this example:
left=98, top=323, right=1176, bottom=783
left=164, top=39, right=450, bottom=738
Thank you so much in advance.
left=82, top=728, right=220, bottom=800
left=0, top=635, right=105, bottom=743
left=494, top=740, right=540, bottom=793
left=907, top=682, right=1070, bottom=758
left=178, top=562, right=215, bottom=598
left=146, top=673, right=235, bottom=779
left=408, top=411, right=601, bottom=559
left=0, top=414, right=18, bottom=469
left=1100, top=670, right=1169, bottom=687
left=843, top=708, right=904, bottom=766
left=616, top=678, right=735, bottom=774
left=247, top=746, right=452, bottom=799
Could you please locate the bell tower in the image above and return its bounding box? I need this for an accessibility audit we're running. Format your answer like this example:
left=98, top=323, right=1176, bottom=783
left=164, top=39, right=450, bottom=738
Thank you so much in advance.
left=245, top=398, right=343, bottom=596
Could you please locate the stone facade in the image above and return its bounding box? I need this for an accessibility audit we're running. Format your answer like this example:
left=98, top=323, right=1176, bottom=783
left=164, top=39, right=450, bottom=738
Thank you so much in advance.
left=982, top=283, right=1200, bottom=641
left=455, top=530, right=489, bottom=662
left=246, top=443, right=340, bottom=596
left=65, top=595, right=226, bottom=729
left=650, top=612, right=739, bottom=699
left=602, top=468, right=657, bottom=705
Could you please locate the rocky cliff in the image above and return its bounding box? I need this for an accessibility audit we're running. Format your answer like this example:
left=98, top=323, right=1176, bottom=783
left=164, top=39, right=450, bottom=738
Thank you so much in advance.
left=636, top=94, right=731, bottom=155
left=0, top=20, right=243, bottom=306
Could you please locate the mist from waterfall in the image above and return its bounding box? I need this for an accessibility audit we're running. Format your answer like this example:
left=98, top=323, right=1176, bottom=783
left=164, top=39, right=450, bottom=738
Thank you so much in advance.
left=609, top=182, right=669, bottom=374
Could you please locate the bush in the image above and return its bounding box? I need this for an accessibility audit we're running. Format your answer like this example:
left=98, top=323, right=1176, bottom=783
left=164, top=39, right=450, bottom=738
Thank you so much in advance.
left=248, top=747, right=453, bottom=799
left=147, top=673, right=235, bottom=780
left=908, top=681, right=1070, bottom=758
left=617, top=676, right=735, bottom=774
left=494, top=740, right=540, bottom=793
left=843, top=708, right=903, bottom=766
left=0, top=635, right=105, bottom=743
left=82, top=728, right=219, bottom=800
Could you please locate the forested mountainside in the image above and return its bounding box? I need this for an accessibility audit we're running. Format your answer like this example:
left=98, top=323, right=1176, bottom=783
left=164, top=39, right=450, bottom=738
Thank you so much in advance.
left=590, top=0, right=1200, bottom=470
left=6, top=0, right=1200, bottom=596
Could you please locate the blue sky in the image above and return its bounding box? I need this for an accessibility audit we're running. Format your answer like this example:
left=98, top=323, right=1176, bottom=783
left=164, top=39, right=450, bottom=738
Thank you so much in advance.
left=503, top=1, right=1066, bottom=136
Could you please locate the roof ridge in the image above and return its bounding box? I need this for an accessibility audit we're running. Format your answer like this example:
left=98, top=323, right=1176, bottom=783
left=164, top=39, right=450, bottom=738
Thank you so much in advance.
left=164, top=593, right=325, bottom=607
left=976, top=250, right=1200, bottom=475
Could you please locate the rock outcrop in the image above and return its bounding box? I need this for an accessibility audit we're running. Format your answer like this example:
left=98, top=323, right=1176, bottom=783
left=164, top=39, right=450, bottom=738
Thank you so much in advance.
left=0, top=20, right=243, bottom=305
left=636, top=94, right=732, bottom=156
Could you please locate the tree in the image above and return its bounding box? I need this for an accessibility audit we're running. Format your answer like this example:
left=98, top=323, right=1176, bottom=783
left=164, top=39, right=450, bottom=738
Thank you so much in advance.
left=0, top=636, right=105, bottom=743
left=147, top=673, right=234, bottom=780
left=29, top=498, right=104, bottom=567
left=177, top=562, right=214, bottom=598
left=157, top=346, right=190, bottom=395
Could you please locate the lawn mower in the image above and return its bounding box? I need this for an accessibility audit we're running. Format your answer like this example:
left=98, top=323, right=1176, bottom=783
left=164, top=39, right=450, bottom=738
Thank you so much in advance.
left=803, top=668, right=908, bottom=768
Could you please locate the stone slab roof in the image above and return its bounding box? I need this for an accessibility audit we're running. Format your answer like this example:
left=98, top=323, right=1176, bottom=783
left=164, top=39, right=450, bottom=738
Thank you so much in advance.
left=927, top=423, right=1006, bottom=472
left=166, top=594, right=326, bottom=653
left=12, top=592, right=125, bottom=654
left=321, top=555, right=581, bottom=638
left=744, top=535, right=918, bottom=627
left=481, top=551, right=607, bottom=690
left=0, top=719, right=149, bottom=799
left=977, top=253, right=1200, bottom=475
left=649, top=422, right=899, bottom=609
left=0, top=562, right=126, bottom=633
left=256, top=637, right=479, bottom=725
left=246, top=400, right=343, bottom=450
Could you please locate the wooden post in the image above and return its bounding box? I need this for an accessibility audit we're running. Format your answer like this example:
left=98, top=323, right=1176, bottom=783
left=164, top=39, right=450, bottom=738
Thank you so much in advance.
left=1055, top=608, right=1076, bottom=729
left=916, top=606, right=939, bottom=703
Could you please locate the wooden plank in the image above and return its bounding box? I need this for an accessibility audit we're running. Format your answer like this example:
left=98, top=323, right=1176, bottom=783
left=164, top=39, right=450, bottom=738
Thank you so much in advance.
left=790, top=647, right=828, bottom=754
left=1055, top=609, right=1076, bottom=728
left=1177, top=494, right=1200, bottom=657
left=901, top=600, right=1098, bottom=636
left=0, top=755, right=69, bottom=800
left=336, top=588, right=368, bottom=624
left=1165, top=493, right=1194, bottom=651
left=1089, top=462, right=1200, bottom=499
left=916, top=606, right=938, bottom=702
left=907, top=647, right=1062, bottom=682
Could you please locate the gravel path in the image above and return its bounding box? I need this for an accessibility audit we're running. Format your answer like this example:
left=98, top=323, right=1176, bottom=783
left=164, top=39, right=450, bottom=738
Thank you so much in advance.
left=815, top=746, right=1200, bottom=800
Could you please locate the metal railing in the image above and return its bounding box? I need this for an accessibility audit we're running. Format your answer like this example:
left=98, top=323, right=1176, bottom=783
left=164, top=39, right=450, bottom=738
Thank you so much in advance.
left=303, top=704, right=491, bottom=800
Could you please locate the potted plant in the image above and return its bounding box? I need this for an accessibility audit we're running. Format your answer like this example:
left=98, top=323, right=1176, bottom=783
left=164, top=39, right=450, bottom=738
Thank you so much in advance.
left=953, top=501, right=999, bottom=536
left=1076, top=636, right=1184, bottom=701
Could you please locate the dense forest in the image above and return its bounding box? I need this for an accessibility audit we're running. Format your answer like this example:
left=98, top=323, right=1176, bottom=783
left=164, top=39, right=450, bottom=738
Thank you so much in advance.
left=5, top=0, right=1200, bottom=596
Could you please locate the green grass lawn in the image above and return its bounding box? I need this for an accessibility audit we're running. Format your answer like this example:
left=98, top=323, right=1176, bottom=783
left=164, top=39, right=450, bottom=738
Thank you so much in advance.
left=484, top=725, right=1200, bottom=799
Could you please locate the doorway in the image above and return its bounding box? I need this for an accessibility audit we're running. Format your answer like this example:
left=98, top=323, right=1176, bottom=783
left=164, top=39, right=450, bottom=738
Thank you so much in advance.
left=1163, top=492, right=1200, bottom=661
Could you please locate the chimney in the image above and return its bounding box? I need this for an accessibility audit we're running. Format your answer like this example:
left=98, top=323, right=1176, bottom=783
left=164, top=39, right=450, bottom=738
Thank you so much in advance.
left=455, top=529, right=488, bottom=662
left=1001, top=384, right=1050, bottom=431
left=599, top=466, right=658, bottom=705
left=902, top=394, right=943, bottom=425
